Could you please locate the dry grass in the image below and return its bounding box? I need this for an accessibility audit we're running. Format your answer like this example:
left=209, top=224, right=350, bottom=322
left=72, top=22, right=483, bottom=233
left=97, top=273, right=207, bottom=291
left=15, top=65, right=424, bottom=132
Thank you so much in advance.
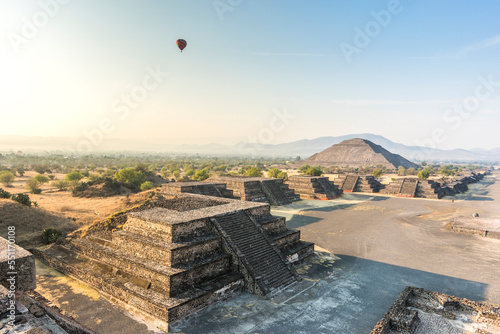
left=0, top=186, right=156, bottom=248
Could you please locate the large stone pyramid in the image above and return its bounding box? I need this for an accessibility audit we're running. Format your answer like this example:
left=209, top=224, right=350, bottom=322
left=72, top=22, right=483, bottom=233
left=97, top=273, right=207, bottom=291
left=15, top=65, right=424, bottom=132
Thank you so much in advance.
left=299, top=138, right=418, bottom=169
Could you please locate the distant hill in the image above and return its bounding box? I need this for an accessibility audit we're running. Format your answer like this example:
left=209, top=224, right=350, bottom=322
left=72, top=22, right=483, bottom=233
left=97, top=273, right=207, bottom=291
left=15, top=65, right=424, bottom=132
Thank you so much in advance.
left=298, top=138, right=419, bottom=169
left=1, top=134, right=499, bottom=162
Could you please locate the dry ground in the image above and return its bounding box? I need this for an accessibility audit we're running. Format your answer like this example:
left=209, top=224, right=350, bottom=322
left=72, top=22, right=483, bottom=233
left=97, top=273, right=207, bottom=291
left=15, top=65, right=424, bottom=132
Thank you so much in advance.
left=0, top=182, right=156, bottom=248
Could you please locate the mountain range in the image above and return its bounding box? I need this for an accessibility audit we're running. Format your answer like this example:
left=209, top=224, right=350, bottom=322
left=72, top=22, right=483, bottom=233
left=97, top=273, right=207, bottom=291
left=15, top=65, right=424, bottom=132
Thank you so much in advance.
left=0, top=133, right=499, bottom=163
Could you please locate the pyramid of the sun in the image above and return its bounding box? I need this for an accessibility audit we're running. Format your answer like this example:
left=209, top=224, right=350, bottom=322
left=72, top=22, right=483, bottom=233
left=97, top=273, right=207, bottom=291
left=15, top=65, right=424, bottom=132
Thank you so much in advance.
left=298, top=138, right=418, bottom=169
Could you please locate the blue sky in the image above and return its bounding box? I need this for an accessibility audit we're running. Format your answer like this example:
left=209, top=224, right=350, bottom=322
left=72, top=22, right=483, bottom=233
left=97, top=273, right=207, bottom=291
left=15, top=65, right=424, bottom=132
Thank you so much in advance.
left=1, top=0, right=500, bottom=150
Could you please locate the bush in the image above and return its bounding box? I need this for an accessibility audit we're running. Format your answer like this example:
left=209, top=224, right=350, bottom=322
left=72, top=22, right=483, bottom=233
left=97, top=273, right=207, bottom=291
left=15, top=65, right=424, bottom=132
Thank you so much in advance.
left=52, top=179, right=70, bottom=191
left=417, top=169, right=430, bottom=179
left=65, top=171, right=83, bottom=189
left=48, top=174, right=55, bottom=180
left=277, top=171, right=288, bottom=181
left=303, top=166, right=322, bottom=176
left=0, top=171, right=15, bottom=187
left=41, top=228, right=61, bottom=244
left=245, top=167, right=262, bottom=177
left=140, top=181, right=154, bottom=191
left=372, top=168, right=384, bottom=177
left=73, top=182, right=91, bottom=193
left=26, top=179, right=41, bottom=193
left=12, top=193, right=32, bottom=207
left=114, top=168, right=145, bottom=190
left=0, top=188, right=11, bottom=199
left=33, top=174, right=50, bottom=185
left=267, top=168, right=281, bottom=178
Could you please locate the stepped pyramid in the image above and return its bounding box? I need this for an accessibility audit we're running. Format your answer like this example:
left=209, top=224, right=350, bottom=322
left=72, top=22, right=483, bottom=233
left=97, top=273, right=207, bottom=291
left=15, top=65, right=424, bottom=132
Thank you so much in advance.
left=299, top=138, right=418, bottom=169
left=35, top=193, right=313, bottom=330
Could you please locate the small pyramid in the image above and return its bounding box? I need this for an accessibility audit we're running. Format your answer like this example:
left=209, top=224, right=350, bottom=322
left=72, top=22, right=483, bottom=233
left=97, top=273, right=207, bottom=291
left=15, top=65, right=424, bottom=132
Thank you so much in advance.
left=299, top=138, right=418, bottom=169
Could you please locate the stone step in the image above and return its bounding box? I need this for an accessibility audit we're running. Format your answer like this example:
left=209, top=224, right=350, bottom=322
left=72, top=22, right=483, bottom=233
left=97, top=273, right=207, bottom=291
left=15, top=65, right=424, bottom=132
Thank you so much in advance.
left=113, top=230, right=222, bottom=267
left=70, top=238, right=231, bottom=297
left=33, top=246, right=244, bottom=326
left=212, top=211, right=297, bottom=295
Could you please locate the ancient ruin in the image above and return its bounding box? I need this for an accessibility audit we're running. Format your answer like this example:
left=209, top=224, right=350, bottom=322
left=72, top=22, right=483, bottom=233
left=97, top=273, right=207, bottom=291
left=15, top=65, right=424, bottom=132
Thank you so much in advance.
left=287, top=175, right=342, bottom=199
left=1, top=237, right=94, bottom=333
left=162, top=181, right=234, bottom=198
left=333, top=174, right=383, bottom=193
left=297, top=138, right=418, bottom=169
left=208, top=176, right=300, bottom=206
left=380, top=171, right=488, bottom=199
left=34, top=193, right=313, bottom=330
left=371, top=286, right=500, bottom=334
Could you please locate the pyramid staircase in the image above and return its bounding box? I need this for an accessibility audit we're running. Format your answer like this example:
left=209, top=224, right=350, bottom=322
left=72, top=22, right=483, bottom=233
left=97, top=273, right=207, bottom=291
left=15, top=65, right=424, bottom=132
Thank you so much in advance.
left=211, top=211, right=298, bottom=296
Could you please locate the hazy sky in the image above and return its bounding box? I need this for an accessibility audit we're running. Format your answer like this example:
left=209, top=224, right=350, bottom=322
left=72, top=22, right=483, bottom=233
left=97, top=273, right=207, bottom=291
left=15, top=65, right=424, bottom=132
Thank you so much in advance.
left=1, top=0, right=500, bottom=150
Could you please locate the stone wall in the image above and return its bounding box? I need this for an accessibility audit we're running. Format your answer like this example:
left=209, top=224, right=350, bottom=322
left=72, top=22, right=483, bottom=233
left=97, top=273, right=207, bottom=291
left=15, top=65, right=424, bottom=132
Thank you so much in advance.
left=0, top=236, right=36, bottom=291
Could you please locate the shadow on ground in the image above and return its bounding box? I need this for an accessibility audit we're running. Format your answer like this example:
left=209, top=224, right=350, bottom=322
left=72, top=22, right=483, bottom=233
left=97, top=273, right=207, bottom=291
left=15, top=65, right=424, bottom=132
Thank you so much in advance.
left=171, top=252, right=491, bottom=334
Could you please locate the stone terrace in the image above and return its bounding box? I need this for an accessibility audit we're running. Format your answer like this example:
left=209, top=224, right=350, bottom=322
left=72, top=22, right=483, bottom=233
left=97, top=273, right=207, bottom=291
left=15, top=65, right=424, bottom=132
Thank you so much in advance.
left=333, top=174, right=383, bottom=193
left=288, top=175, right=343, bottom=200
left=162, top=182, right=234, bottom=198
left=34, top=193, right=313, bottom=331
left=209, top=176, right=300, bottom=206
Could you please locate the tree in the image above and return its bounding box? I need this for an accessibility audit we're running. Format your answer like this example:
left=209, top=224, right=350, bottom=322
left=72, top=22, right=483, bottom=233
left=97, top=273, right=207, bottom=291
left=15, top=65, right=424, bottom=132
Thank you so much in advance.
left=417, top=169, right=430, bottom=179
left=0, top=171, right=15, bottom=187
left=372, top=168, right=384, bottom=177
left=299, top=164, right=311, bottom=174
left=52, top=179, right=70, bottom=191
left=421, top=161, right=427, bottom=167
left=114, top=168, right=145, bottom=190
left=277, top=171, right=288, bottom=181
left=140, top=181, right=154, bottom=191
left=303, top=166, right=322, bottom=176
left=406, top=167, right=417, bottom=175
left=267, top=168, right=281, bottom=178
left=26, top=179, right=41, bottom=193
left=245, top=167, right=262, bottom=177
left=194, top=168, right=211, bottom=181
left=397, top=166, right=406, bottom=176
left=65, top=171, right=84, bottom=189
left=32, top=164, right=48, bottom=174
left=33, top=174, right=50, bottom=185
left=15, top=164, right=25, bottom=176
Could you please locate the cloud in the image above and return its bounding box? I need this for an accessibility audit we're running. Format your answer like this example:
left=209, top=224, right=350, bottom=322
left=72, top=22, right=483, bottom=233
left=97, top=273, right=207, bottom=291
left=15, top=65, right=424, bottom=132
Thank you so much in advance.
left=457, top=34, right=500, bottom=55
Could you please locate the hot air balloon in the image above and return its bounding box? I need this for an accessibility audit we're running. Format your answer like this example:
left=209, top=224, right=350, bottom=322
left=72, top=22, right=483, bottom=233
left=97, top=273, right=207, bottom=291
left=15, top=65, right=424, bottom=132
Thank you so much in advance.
left=176, top=39, right=187, bottom=52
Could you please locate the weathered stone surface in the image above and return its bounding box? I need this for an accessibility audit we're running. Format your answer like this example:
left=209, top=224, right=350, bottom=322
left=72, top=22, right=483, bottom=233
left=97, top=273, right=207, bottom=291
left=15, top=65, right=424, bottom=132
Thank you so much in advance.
left=0, top=236, right=36, bottom=291
left=289, top=175, right=343, bottom=199
left=34, top=193, right=313, bottom=329
left=370, top=286, right=500, bottom=333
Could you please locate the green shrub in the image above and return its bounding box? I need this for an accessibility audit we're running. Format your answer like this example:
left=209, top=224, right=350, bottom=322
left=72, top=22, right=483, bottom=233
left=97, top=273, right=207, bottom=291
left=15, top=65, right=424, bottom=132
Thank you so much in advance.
left=303, top=166, right=322, bottom=176
left=245, top=167, right=262, bottom=177
left=267, top=168, right=281, bottom=178
left=12, top=193, right=32, bottom=207
left=0, top=171, right=15, bottom=187
left=140, top=181, right=154, bottom=191
left=52, top=179, right=70, bottom=191
left=26, top=179, right=41, bottom=193
left=0, top=188, right=11, bottom=199
left=41, top=228, right=61, bottom=244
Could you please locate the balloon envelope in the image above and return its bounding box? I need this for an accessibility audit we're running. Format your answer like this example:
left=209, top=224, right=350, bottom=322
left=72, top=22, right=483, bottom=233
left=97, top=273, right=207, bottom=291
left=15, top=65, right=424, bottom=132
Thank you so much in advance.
left=176, top=39, right=187, bottom=52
